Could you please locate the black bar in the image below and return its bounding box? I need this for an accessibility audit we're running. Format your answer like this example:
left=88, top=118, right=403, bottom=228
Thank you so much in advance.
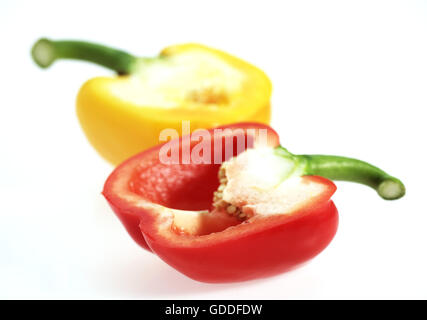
left=0, top=300, right=424, bottom=318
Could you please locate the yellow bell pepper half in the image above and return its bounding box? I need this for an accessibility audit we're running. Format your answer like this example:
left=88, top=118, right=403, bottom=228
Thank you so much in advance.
left=32, top=39, right=272, bottom=165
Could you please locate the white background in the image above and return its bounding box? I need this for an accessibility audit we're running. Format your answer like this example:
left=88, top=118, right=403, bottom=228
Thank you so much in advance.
left=0, top=0, right=426, bottom=299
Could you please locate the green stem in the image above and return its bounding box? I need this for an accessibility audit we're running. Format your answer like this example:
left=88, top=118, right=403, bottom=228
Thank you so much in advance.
left=31, top=38, right=137, bottom=74
left=300, top=154, right=405, bottom=200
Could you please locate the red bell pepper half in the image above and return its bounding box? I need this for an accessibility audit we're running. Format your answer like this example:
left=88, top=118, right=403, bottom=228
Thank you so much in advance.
left=103, top=123, right=404, bottom=283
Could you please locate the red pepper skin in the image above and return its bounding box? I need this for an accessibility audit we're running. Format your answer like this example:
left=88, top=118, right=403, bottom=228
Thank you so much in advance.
left=147, top=199, right=337, bottom=283
left=103, top=123, right=338, bottom=282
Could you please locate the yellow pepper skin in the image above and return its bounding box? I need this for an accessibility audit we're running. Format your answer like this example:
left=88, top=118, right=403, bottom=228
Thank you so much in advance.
left=32, top=40, right=271, bottom=165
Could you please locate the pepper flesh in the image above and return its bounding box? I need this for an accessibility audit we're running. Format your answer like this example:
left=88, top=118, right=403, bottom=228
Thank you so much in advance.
left=103, top=123, right=338, bottom=282
left=31, top=39, right=272, bottom=165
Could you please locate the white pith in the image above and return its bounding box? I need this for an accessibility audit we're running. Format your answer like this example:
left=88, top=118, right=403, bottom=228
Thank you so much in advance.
left=110, top=49, right=245, bottom=108
left=171, top=209, right=208, bottom=234
left=215, top=148, right=326, bottom=216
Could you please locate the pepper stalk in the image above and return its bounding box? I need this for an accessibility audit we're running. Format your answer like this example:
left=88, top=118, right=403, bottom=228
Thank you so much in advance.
left=275, top=147, right=405, bottom=200
left=31, top=38, right=138, bottom=74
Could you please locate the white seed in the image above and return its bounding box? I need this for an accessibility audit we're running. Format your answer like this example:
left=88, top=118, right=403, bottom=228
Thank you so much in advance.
left=218, top=169, right=225, bottom=178
left=218, top=200, right=227, bottom=208
left=238, top=213, right=246, bottom=219
left=227, top=205, right=237, bottom=214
